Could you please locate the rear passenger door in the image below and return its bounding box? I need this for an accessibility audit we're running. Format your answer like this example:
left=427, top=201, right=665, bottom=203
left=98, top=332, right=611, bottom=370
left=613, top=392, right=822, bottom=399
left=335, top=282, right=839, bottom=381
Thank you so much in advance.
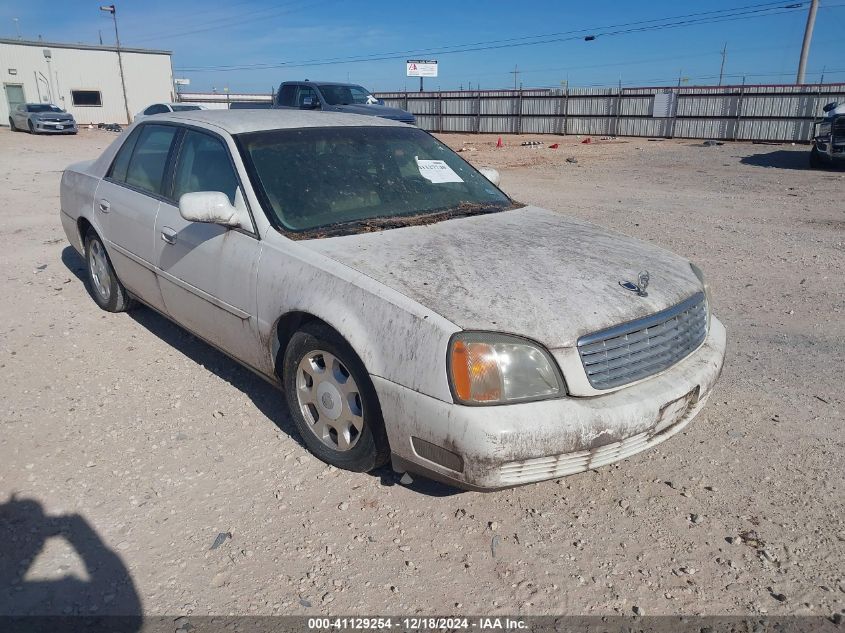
left=153, top=127, right=263, bottom=366
left=95, top=123, right=179, bottom=311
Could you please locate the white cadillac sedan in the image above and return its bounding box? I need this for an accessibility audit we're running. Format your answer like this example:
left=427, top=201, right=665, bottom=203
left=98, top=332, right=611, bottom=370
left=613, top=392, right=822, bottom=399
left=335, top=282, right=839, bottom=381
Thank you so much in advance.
left=60, top=110, right=726, bottom=490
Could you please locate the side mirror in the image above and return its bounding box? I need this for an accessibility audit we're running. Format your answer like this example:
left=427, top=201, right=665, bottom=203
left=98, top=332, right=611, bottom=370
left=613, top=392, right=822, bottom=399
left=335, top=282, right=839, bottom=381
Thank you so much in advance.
left=479, top=167, right=501, bottom=186
left=822, top=102, right=837, bottom=113
left=178, top=192, right=240, bottom=227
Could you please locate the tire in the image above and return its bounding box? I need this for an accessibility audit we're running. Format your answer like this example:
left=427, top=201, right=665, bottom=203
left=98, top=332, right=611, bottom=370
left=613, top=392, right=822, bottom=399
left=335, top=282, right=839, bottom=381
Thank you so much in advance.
left=809, top=145, right=823, bottom=169
left=83, top=229, right=135, bottom=312
left=27, top=120, right=35, bottom=134
left=8, top=117, right=16, bottom=132
left=283, top=322, right=390, bottom=472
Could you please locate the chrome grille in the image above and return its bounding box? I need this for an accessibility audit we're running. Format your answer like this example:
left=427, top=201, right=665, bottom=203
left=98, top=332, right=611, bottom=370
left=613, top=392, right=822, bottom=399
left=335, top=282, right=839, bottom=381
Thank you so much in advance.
left=578, top=292, right=707, bottom=390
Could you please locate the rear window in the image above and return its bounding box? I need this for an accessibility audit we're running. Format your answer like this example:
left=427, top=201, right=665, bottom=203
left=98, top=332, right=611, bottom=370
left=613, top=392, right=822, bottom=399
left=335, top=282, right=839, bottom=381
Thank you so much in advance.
left=171, top=105, right=202, bottom=112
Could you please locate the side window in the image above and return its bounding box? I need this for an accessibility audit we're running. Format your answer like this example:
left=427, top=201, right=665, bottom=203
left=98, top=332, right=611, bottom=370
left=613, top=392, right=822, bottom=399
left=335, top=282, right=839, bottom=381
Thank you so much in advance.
left=172, top=130, right=238, bottom=205
left=124, top=125, right=179, bottom=196
left=295, top=86, right=318, bottom=108
left=108, top=126, right=143, bottom=182
left=145, top=104, right=169, bottom=115
left=279, top=85, right=296, bottom=107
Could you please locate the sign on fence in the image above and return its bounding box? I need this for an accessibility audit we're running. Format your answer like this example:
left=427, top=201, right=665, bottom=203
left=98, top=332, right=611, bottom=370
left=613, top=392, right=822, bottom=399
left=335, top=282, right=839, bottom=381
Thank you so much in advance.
left=407, top=60, right=438, bottom=77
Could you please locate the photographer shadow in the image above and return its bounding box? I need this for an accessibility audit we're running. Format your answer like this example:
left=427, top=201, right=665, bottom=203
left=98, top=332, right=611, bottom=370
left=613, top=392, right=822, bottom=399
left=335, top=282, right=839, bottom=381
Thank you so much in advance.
left=0, top=495, right=141, bottom=624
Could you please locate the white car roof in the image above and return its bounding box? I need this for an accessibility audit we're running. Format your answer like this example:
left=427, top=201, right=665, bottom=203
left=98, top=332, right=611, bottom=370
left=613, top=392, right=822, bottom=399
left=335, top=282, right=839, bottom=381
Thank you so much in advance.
left=153, top=108, right=406, bottom=134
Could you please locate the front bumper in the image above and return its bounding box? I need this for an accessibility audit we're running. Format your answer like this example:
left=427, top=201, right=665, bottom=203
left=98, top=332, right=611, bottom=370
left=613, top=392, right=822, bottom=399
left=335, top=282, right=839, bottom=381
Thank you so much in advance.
left=375, top=316, right=726, bottom=490
left=34, top=120, right=77, bottom=133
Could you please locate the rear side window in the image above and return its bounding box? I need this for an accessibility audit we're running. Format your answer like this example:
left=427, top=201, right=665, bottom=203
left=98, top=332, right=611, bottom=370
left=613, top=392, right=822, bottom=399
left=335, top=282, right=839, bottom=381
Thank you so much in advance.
left=172, top=130, right=238, bottom=205
left=124, top=125, right=179, bottom=196
left=108, top=127, right=143, bottom=182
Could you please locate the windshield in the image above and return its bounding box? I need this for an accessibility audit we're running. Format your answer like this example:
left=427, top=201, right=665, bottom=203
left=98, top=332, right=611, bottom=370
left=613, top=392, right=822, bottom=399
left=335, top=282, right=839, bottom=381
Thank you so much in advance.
left=170, top=105, right=202, bottom=112
left=28, top=104, right=63, bottom=113
left=317, top=84, right=376, bottom=106
left=237, top=126, right=512, bottom=235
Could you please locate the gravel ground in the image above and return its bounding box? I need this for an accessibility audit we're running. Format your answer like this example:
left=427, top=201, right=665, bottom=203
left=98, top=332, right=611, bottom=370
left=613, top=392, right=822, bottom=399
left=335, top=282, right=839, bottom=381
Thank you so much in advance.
left=0, top=128, right=843, bottom=618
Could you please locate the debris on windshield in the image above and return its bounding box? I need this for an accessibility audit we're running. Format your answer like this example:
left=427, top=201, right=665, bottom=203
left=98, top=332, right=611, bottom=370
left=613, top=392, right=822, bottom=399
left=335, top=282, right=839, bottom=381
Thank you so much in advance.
left=288, top=202, right=524, bottom=241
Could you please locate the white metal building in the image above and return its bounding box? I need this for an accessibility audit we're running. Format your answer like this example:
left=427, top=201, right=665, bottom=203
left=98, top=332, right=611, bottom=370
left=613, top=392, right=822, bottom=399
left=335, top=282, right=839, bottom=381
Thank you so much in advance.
left=1, top=38, right=174, bottom=125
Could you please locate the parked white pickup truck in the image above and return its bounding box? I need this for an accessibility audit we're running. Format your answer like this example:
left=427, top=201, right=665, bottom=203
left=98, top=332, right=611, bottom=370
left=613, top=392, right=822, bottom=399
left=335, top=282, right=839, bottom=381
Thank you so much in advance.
left=60, top=109, right=725, bottom=490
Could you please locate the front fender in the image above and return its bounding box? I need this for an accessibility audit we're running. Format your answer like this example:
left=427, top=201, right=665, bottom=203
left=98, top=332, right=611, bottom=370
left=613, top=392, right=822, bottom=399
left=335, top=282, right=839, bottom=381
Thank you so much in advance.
left=256, top=239, right=459, bottom=403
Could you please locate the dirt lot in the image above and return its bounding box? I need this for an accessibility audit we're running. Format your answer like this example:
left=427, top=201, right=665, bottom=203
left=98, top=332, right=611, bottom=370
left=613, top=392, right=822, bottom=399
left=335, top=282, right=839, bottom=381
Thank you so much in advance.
left=0, top=128, right=843, bottom=618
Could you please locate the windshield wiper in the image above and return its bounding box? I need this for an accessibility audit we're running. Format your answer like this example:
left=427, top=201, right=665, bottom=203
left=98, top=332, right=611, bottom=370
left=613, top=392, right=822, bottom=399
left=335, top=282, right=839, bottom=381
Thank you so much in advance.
left=287, top=202, right=523, bottom=240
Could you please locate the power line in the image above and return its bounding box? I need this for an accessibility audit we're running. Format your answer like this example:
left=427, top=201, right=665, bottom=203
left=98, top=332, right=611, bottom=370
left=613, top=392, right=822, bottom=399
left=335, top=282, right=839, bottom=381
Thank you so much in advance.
left=129, top=0, right=334, bottom=44
left=175, top=1, right=810, bottom=72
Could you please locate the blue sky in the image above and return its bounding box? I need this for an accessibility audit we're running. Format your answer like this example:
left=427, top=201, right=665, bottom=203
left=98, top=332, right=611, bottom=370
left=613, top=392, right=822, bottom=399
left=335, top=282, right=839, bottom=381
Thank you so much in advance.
left=3, top=1, right=844, bottom=93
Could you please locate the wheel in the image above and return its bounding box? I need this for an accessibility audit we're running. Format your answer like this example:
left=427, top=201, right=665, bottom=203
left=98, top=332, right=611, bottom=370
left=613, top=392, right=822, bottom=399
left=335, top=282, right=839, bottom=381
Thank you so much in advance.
left=8, top=117, right=16, bottom=132
left=283, top=323, right=390, bottom=472
left=809, top=145, right=823, bottom=169
left=27, top=120, right=35, bottom=134
left=84, top=230, right=134, bottom=312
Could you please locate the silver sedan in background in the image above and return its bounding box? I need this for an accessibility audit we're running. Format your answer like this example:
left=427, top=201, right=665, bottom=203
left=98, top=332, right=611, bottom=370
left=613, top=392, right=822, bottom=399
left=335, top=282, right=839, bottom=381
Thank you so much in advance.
left=9, top=103, right=77, bottom=134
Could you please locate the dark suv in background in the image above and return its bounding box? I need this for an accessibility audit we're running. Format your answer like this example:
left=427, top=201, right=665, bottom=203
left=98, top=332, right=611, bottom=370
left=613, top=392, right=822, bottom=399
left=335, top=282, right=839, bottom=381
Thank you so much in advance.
left=810, top=102, right=845, bottom=168
left=275, top=81, right=415, bottom=125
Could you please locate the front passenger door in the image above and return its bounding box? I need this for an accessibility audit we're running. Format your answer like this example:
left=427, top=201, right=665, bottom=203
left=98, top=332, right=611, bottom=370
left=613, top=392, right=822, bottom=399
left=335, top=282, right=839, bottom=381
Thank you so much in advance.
left=154, top=128, right=263, bottom=366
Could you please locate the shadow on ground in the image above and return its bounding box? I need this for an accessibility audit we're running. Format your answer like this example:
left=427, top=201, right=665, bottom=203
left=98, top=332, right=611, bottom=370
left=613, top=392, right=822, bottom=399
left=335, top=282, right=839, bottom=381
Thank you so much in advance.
left=740, top=148, right=818, bottom=170
left=60, top=247, right=462, bottom=498
left=0, top=495, right=142, bottom=623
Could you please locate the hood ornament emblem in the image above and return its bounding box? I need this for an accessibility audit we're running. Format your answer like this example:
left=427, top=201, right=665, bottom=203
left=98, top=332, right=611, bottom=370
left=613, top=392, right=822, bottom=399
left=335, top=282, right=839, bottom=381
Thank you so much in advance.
left=620, top=271, right=650, bottom=297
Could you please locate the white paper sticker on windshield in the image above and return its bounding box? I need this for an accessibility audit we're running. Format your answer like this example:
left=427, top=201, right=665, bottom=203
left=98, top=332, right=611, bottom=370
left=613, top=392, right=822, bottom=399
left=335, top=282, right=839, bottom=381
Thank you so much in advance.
left=416, top=158, right=464, bottom=183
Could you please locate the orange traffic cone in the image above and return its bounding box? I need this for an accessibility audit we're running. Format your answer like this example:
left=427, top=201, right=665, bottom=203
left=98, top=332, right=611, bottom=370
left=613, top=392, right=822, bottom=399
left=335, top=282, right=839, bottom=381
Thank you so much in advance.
left=496, top=137, right=503, bottom=148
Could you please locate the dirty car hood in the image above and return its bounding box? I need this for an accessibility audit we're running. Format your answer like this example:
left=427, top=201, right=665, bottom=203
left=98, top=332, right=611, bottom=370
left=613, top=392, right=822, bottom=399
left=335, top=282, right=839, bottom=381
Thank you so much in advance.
left=303, top=206, right=703, bottom=349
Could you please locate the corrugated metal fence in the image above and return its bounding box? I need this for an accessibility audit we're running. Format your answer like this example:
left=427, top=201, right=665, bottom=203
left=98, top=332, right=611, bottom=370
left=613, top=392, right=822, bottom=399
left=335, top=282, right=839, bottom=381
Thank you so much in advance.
left=375, top=83, right=845, bottom=142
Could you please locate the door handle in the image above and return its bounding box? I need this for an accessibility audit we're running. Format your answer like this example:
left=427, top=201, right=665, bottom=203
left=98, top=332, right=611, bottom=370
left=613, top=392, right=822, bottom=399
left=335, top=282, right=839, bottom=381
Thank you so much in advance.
left=97, top=199, right=111, bottom=213
left=161, top=227, right=177, bottom=245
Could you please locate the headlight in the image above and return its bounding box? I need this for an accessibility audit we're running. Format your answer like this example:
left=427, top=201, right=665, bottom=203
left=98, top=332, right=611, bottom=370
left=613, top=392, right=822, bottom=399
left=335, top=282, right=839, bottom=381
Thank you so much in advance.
left=448, top=332, right=565, bottom=405
left=689, top=262, right=712, bottom=330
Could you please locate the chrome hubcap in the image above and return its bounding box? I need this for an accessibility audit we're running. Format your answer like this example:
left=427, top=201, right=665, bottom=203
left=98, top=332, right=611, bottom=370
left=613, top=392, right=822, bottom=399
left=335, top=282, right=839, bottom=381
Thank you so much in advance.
left=296, top=350, right=364, bottom=451
left=88, top=240, right=112, bottom=302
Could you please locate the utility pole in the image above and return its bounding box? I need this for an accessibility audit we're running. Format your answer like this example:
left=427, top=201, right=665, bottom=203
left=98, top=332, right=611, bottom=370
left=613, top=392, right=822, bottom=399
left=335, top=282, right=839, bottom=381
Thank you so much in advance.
left=100, top=4, right=131, bottom=124
left=718, top=43, right=727, bottom=86
left=509, top=65, right=520, bottom=90
left=796, top=0, right=819, bottom=84
left=13, top=17, right=21, bottom=39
